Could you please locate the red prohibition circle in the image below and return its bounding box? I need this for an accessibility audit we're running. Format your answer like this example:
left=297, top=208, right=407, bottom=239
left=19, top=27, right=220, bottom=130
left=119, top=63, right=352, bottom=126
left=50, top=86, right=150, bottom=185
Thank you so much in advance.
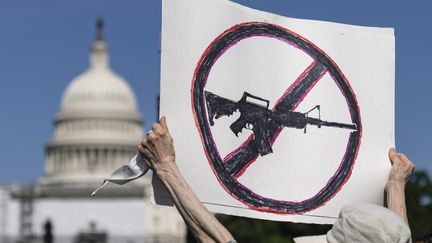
left=191, top=22, right=362, bottom=214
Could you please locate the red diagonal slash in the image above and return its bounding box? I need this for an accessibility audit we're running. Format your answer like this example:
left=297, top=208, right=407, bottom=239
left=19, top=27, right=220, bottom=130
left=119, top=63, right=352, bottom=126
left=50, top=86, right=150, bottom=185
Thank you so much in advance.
left=223, top=61, right=327, bottom=177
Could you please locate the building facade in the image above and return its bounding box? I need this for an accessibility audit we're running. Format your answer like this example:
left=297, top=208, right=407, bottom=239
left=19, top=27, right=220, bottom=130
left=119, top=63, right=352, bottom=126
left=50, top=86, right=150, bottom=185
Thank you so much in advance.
left=0, top=19, right=186, bottom=243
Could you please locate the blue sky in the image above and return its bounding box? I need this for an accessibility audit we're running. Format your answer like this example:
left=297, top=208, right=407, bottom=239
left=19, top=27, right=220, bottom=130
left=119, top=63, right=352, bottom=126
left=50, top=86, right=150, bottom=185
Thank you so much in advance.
left=0, top=0, right=430, bottom=184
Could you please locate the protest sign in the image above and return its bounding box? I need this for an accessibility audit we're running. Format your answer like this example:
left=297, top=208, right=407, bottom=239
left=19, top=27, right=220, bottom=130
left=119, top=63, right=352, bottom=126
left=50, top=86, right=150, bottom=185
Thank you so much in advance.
left=157, top=0, right=394, bottom=223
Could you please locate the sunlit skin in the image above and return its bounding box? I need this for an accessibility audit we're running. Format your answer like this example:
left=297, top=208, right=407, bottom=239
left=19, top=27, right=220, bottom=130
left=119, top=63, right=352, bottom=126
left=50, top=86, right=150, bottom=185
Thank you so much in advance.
left=386, top=148, right=415, bottom=224
left=138, top=117, right=235, bottom=243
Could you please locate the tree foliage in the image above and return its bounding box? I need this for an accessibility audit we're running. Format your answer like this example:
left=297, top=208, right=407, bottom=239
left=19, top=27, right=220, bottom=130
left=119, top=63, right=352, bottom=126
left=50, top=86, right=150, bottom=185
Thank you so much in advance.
left=216, top=214, right=331, bottom=242
left=406, top=171, right=432, bottom=240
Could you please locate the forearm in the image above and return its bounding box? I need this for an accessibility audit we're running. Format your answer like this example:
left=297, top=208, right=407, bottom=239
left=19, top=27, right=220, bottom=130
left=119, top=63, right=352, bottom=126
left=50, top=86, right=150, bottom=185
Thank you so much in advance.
left=386, top=181, right=408, bottom=224
left=157, top=162, right=235, bottom=243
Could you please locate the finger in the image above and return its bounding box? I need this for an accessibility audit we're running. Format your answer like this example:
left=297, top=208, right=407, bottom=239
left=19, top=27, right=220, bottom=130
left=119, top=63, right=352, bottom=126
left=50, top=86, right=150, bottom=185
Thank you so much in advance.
left=147, top=131, right=156, bottom=141
left=140, top=141, right=154, bottom=157
left=152, top=122, right=163, bottom=134
left=398, top=153, right=413, bottom=165
left=388, top=148, right=400, bottom=165
left=396, top=153, right=415, bottom=171
left=138, top=143, right=154, bottom=165
left=137, top=144, right=145, bottom=154
left=142, top=139, right=151, bottom=149
left=160, top=116, right=169, bottom=131
left=139, top=139, right=148, bottom=149
left=141, top=149, right=154, bottom=167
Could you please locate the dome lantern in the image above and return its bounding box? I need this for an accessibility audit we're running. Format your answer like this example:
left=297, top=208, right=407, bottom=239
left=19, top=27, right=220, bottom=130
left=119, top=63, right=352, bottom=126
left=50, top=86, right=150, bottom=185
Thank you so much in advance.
left=95, top=17, right=104, bottom=41
left=59, top=18, right=140, bottom=116
left=90, top=18, right=109, bottom=68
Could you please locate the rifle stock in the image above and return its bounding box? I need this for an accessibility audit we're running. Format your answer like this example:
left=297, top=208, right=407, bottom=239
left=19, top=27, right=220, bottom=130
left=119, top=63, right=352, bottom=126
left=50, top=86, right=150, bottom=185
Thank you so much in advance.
left=205, top=91, right=238, bottom=126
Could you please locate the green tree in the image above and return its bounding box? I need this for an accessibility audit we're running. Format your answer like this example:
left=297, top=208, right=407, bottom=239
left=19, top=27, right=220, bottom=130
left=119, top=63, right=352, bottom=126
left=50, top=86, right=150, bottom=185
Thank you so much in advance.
left=216, top=214, right=331, bottom=243
left=406, top=170, right=432, bottom=240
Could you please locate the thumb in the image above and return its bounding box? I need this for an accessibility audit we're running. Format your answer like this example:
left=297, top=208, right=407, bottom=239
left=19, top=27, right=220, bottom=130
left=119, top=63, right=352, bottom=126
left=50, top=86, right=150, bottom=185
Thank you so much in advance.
left=388, top=147, right=399, bottom=165
left=160, top=116, right=169, bottom=131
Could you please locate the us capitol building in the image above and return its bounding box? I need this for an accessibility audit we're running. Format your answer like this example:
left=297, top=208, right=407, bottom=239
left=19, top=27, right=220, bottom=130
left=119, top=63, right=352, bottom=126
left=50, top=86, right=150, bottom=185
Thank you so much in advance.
left=0, top=19, right=186, bottom=243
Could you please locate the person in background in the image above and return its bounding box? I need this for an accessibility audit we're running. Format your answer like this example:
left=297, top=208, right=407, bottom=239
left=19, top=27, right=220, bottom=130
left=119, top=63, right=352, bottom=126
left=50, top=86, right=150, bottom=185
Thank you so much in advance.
left=138, top=117, right=414, bottom=243
left=43, top=219, right=53, bottom=243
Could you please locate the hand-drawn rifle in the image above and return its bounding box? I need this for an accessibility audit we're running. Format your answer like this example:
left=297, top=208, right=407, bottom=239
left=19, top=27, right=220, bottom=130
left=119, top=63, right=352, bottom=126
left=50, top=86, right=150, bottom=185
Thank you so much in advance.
left=205, top=91, right=358, bottom=156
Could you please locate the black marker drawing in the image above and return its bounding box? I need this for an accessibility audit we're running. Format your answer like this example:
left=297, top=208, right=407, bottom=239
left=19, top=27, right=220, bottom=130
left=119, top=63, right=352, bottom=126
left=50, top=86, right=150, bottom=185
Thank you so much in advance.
left=205, top=91, right=357, bottom=156
left=191, top=22, right=362, bottom=214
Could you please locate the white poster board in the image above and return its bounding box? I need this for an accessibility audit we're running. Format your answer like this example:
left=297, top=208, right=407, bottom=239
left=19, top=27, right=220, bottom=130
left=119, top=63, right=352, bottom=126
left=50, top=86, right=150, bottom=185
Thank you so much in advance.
left=157, top=0, right=395, bottom=224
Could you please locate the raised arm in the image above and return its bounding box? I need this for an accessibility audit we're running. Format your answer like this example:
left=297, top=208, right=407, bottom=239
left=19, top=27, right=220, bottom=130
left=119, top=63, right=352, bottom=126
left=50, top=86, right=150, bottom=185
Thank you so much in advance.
left=138, top=116, right=235, bottom=243
left=385, top=148, right=415, bottom=224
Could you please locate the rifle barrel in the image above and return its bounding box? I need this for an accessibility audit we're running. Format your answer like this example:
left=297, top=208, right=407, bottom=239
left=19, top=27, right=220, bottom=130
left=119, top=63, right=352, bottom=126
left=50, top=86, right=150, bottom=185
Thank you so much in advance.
left=307, top=117, right=357, bottom=131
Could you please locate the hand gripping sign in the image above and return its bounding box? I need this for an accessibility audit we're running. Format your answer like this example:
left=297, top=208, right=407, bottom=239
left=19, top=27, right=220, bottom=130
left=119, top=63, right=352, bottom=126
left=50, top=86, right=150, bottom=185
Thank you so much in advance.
left=192, top=22, right=362, bottom=214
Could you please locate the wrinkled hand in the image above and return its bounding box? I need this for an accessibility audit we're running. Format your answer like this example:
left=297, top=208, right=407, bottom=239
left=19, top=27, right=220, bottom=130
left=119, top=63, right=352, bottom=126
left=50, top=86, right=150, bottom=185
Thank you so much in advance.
left=386, top=148, right=415, bottom=187
left=385, top=148, right=414, bottom=224
left=137, top=116, right=176, bottom=175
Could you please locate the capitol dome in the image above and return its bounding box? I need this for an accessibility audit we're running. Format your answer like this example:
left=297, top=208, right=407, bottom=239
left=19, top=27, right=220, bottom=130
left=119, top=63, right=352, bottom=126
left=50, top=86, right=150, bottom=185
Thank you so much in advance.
left=60, top=43, right=138, bottom=114
left=61, top=65, right=138, bottom=113
left=40, top=19, right=145, bottom=197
